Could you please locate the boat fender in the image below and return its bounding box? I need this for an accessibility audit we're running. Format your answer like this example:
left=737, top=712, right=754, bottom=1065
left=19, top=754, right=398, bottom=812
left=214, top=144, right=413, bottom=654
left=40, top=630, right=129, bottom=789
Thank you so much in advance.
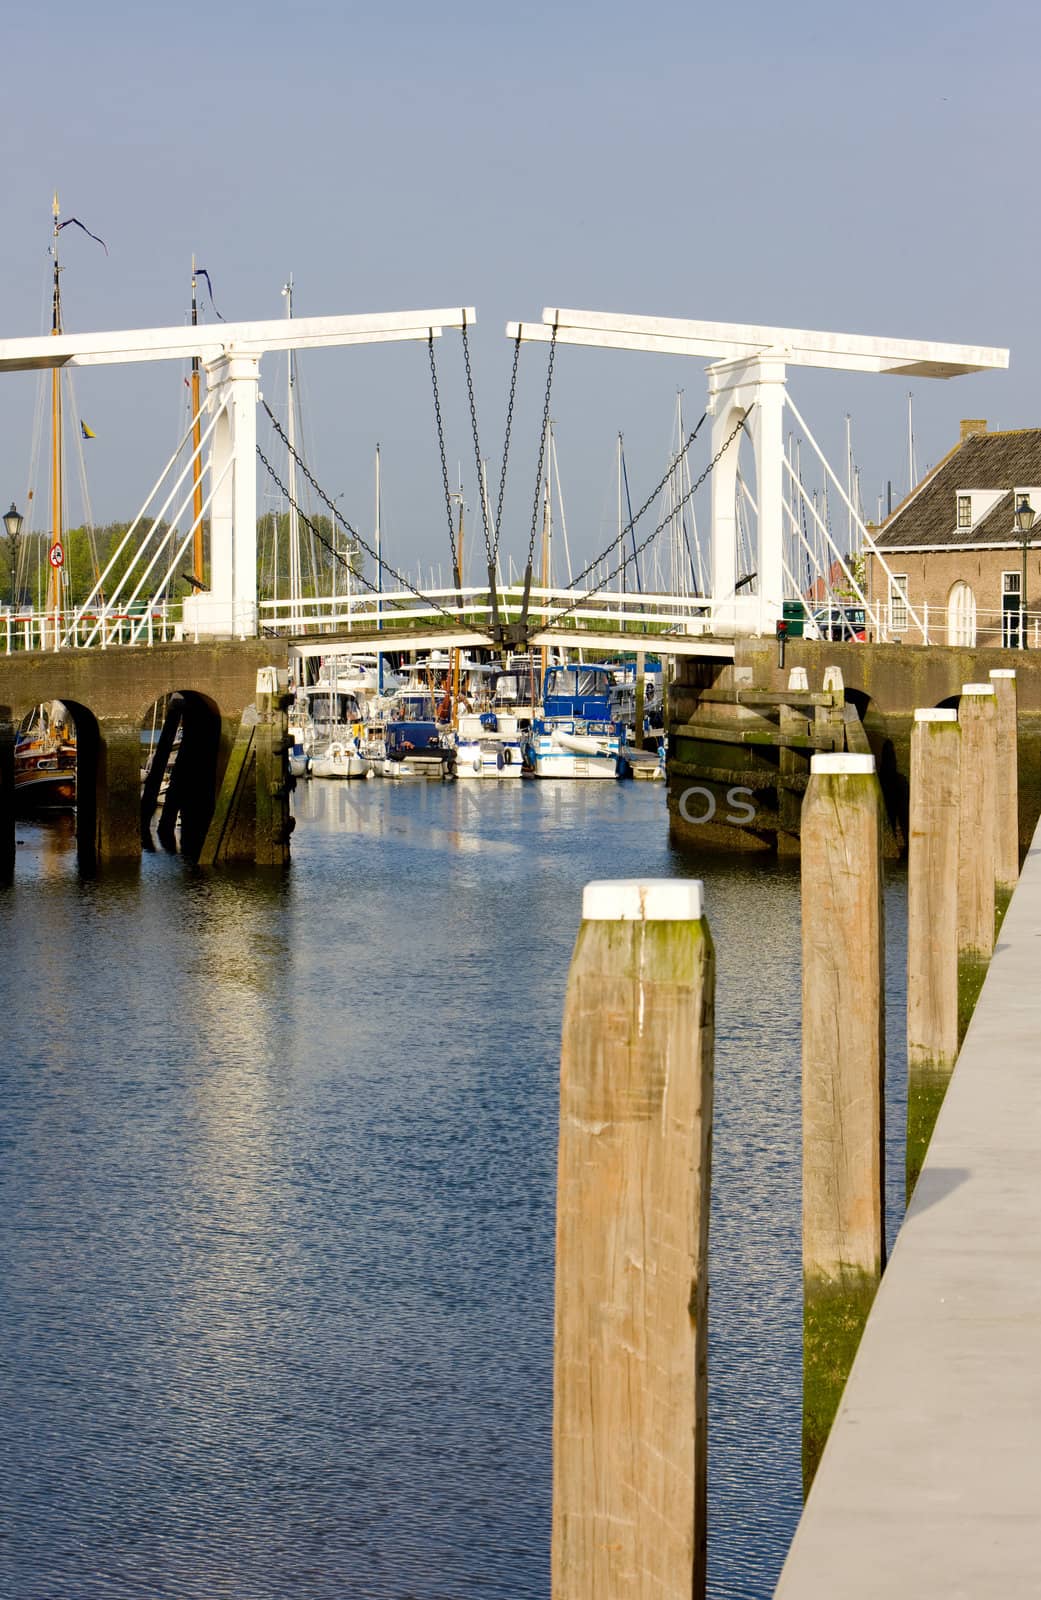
left=502, top=746, right=512, bottom=764
left=472, top=756, right=482, bottom=773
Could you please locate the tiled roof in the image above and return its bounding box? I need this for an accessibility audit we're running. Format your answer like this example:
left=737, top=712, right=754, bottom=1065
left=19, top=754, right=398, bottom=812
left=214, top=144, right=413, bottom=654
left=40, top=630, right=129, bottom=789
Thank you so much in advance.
left=875, top=429, right=1041, bottom=548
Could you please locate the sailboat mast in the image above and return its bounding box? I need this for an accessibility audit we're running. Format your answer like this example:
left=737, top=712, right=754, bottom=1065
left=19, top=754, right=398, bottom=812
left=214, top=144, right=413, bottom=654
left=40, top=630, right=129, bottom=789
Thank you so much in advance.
left=190, top=257, right=204, bottom=585
left=375, top=442, right=383, bottom=693
left=546, top=416, right=553, bottom=684
left=451, top=485, right=463, bottom=722
left=617, top=432, right=624, bottom=624
left=283, top=274, right=301, bottom=620
left=48, top=194, right=63, bottom=625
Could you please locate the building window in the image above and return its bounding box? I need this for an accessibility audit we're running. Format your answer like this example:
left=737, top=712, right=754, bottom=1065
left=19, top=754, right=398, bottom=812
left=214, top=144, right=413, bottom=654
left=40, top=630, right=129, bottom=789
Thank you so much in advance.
left=889, top=574, right=909, bottom=632
left=957, top=495, right=972, bottom=529
left=1003, top=572, right=1022, bottom=648
left=947, top=580, right=977, bottom=647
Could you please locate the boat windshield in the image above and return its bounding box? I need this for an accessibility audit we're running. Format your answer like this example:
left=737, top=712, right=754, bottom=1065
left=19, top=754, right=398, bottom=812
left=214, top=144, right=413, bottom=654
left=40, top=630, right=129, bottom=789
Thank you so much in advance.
left=547, top=668, right=609, bottom=697
left=393, top=693, right=436, bottom=721
left=308, top=691, right=362, bottom=722
left=494, top=670, right=539, bottom=705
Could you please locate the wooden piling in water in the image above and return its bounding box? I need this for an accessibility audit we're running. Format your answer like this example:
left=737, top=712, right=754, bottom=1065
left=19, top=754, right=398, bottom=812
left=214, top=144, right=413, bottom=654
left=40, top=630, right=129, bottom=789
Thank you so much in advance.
left=553, top=879, right=713, bottom=1600
left=988, top=668, right=1019, bottom=924
left=801, top=753, right=885, bottom=1495
left=906, top=709, right=961, bottom=1201
left=0, top=719, right=14, bottom=886
left=255, top=667, right=293, bottom=868
left=634, top=649, right=646, bottom=744
left=957, top=684, right=997, bottom=1040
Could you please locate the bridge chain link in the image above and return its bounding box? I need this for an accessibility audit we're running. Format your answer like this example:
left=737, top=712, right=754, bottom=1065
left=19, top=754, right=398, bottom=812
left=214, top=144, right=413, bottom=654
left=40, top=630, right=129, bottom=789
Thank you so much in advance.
left=492, top=333, right=522, bottom=568
left=257, top=405, right=461, bottom=628
left=460, top=318, right=497, bottom=573
left=549, top=408, right=753, bottom=629
left=428, top=333, right=462, bottom=588
left=523, top=324, right=558, bottom=584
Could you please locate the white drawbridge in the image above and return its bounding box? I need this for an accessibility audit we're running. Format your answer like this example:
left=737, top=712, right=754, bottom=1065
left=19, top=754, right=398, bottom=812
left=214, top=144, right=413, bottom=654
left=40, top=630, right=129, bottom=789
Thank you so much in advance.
left=0, top=303, right=1009, bottom=652
left=505, top=309, right=1009, bottom=641
left=0, top=308, right=474, bottom=645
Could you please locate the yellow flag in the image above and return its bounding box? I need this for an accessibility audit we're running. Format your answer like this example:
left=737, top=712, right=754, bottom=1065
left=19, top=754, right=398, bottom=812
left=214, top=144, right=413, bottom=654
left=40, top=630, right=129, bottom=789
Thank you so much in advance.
left=80, top=421, right=96, bottom=440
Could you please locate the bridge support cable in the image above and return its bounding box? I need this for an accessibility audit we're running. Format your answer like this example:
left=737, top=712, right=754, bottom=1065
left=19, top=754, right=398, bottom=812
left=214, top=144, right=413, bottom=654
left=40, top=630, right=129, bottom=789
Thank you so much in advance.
left=784, top=391, right=925, bottom=643
left=92, top=453, right=233, bottom=649
left=67, top=396, right=229, bottom=649
left=126, top=460, right=235, bottom=645
left=780, top=454, right=880, bottom=638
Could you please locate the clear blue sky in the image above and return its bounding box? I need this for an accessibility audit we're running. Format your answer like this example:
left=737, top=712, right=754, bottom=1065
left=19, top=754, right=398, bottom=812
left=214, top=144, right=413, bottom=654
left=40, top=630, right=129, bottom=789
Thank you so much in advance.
left=3, top=0, right=1039, bottom=582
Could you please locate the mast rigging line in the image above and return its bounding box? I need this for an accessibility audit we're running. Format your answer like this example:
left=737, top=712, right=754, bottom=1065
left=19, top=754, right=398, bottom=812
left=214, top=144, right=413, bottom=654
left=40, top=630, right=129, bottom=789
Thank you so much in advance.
left=549, top=409, right=750, bottom=629
left=258, top=400, right=462, bottom=627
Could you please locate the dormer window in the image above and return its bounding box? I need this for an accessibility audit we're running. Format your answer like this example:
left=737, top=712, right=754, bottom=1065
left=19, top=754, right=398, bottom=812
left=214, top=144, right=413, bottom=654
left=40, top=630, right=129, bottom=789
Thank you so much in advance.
left=957, top=494, right=972, bottom=529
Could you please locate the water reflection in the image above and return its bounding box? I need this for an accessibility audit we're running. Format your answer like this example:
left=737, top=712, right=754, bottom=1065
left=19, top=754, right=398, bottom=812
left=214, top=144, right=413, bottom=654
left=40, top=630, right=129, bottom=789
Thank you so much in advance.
left=0, top=782, right=908, bottom=1599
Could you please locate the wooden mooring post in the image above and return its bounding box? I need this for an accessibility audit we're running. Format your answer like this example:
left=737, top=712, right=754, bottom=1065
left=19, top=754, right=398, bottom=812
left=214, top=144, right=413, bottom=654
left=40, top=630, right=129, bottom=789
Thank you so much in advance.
left=801, top=753, right=885, bottom=1495
left=957, top=684, right=997, bottom=1041
left=988, top=668, right=1019, bottom=923
left=198, top=667, right=293, bottom=867
left=553, top=879, right=713, bottom=1600
left=906, top=709, right=961, bottom=1201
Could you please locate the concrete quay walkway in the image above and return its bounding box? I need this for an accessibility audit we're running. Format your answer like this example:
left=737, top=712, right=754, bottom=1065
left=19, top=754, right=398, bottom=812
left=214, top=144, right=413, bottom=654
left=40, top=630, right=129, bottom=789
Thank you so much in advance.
left=775, top=818, right=1041, bottom=1598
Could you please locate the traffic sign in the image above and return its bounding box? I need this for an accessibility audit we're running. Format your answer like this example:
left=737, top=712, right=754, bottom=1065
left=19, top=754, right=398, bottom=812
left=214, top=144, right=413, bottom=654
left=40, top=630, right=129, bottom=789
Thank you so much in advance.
left=49, top=542, right=64, bottom=569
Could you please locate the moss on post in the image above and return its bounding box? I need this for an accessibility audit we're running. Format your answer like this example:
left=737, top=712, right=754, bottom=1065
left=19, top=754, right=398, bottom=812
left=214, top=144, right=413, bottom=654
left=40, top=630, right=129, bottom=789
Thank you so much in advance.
left=802, top=1269, right=880, bottom=1489
left=906, top=711, right=960, bottom=1200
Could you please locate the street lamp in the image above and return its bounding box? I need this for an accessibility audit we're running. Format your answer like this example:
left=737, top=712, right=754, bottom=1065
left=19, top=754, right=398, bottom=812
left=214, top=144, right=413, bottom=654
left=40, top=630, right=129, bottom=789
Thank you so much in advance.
left=1015, top=494, right=1034, bottom=648
left=3, top=502, right=23, bottom=608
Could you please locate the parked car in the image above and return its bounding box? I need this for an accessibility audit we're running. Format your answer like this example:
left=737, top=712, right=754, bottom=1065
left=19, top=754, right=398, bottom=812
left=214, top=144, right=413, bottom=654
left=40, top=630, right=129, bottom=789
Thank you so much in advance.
left=810, top=604, right=866, bottom=642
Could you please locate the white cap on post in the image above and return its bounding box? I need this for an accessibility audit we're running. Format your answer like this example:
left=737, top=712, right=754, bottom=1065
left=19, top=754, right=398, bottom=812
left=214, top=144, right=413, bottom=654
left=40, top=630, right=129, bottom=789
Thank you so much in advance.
left=961, top=683, right=995, bottom=695
left=989, top=669, right=1016, bottom=679
left=810, top=753, right=876, bottom=775
left=914, top=708, right=958, bottom=722
left=582, top=879, right=704, bottom=921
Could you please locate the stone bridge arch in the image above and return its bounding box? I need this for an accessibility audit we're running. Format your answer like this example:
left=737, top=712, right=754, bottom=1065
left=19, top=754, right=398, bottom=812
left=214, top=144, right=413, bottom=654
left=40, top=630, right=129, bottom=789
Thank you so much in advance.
left=0, top=637, right=287, bottom=876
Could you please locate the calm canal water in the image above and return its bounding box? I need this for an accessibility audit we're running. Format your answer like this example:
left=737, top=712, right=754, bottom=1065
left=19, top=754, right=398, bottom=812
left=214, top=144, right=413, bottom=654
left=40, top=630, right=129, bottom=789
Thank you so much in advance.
left=0, top=781, right=908, bottom=1599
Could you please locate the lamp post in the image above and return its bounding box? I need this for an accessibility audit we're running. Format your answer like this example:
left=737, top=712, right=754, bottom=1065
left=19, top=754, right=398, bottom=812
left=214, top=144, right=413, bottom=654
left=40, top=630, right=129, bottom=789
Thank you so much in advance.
left=3, top=502, right=23, bottom=609
left=1014, top=494, right=1034, bottom=648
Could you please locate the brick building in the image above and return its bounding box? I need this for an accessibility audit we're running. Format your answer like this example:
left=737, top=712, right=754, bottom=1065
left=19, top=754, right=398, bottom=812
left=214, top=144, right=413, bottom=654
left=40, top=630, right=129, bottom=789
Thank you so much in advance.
left=866, top=420, right=1041, bottom=646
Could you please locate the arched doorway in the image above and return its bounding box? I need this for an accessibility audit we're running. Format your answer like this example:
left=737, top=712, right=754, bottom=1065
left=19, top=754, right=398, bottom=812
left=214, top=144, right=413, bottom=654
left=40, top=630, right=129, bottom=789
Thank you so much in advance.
left=947, top=581, right=977, bottom=646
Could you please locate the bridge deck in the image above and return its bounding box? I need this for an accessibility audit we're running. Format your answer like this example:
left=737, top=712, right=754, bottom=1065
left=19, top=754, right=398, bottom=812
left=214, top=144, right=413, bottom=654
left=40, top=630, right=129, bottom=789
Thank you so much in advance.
left=285, top=624, right=737, bottom=660
left=775, top=817, right=1041, bottom=1598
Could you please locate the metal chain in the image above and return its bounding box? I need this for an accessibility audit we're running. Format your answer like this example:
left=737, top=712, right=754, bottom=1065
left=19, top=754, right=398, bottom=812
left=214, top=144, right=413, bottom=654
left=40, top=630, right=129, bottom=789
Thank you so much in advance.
left=523, top=324, right=558, bottom=577
left=491, top=333, right=522, bottom=565
left=550, top=408, right=752, bottom=628
left=428, top=333, right=461, bottom=584
left=256, top=441, right=378, bottom=597
left=258, top=404, right=460, bottom=625
left=565, top=411, right=709, bottom=596
left=460, top=318, right=496, bottom=570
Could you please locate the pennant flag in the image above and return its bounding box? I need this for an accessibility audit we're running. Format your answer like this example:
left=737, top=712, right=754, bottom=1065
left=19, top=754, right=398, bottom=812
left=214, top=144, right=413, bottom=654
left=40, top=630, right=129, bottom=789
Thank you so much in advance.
left=57, top=217, right=109, bottom=254
left=195, top=267, right=225, bottom=321
left=80, top=421, right=96, bottom=440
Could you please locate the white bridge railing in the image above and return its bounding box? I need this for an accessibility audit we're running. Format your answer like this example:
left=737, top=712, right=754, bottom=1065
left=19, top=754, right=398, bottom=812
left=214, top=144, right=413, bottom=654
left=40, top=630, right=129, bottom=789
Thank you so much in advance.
left=257, top=584, right=722, bottom=638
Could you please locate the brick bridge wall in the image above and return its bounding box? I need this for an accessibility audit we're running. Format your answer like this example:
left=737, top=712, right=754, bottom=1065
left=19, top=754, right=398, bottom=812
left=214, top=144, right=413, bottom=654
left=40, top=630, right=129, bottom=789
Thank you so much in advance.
left=0, top=638, right=289, bottom=868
